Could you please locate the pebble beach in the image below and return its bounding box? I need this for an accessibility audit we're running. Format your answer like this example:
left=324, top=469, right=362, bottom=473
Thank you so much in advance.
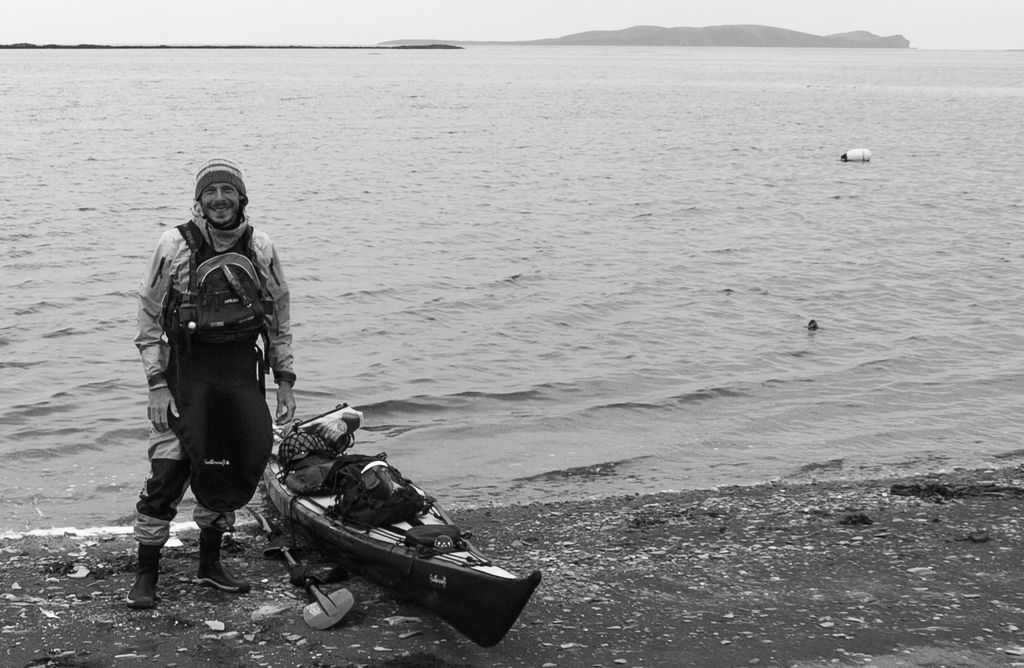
left=4, top=467, right=1024, bottom=667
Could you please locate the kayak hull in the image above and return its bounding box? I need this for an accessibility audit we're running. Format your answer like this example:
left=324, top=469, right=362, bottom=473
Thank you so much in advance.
left=261, top=459, right=541, bottom=647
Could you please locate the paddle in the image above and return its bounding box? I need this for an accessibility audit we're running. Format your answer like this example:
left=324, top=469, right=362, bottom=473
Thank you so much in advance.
left=250, top=509, right=354, bottom=630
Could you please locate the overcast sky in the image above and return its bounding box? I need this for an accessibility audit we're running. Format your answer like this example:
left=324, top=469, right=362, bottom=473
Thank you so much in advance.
left=2, top=0, right=1020, bottom=50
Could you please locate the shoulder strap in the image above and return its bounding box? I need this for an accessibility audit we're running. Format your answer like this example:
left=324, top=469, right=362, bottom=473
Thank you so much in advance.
left=177, top=222, right=207, bottom=293
left=239, top=226, right=258, bottom=269
left=238, top=227, right=270, bottom=295
left=239, top=225, right=253, bottom=254
left=176, top=221, right=207, bottom=254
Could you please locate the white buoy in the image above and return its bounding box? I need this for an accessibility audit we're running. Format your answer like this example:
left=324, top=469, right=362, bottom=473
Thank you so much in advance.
left=840, top=148, right=872, bottom=162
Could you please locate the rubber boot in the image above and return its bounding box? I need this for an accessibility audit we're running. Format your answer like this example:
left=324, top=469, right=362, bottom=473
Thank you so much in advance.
left=196, top=528, right=251, bottom=593
left=126, top=543, right=161, bottom=609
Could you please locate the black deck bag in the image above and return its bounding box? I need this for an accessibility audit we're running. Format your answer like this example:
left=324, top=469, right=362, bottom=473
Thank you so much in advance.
left=326, top=453, right=432, bottom=527
left=403, top=524, right=467, bottom=554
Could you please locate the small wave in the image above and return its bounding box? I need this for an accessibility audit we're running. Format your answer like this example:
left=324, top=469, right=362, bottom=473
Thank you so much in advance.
left=14, top=301, right=64, bottom=316
left=42, top=327, right=82, bottom=339
left=589, top=400, right=663, bottom=412
left=0, top=360, right=44, bottom=369
left=334, top=286, right=399, bottom=301
left=852, top=358, right=897, bottom=371
left=4, top=399, right=77, bottom=423
left=451, top=389, right=547, bottom=403
left=3, top=440, right=104, bottom=461
left=362, top=423, right=421, bottom=437
left=99, top=289, right=137, bottom=299
left=667, top=385, right=750, bottom=406
left=559, top=384, right=754, bottom=416
left=512, top=455, right=653, bottom=483
left=487, top=272, right=536, bottom=287
left=364, top=388, right=548, bottom=416
left=0, top=519, right=199, bottom=541
left=787, top=458, right=845, bottom=477
left=362, top=396, right=459, bottom=415
left=96, top=427, right=149, bottom=443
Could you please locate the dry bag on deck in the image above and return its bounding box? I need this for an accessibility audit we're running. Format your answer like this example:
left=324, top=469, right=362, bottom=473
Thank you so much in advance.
left=282, top=453, right=348, bottom=496
left=277, top=405, right=366, bottom=495
left=326, top=453, right=433, bottom=527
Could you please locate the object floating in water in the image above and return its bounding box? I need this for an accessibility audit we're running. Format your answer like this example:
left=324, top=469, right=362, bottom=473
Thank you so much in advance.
left=840, top=148, right=872, bottom=162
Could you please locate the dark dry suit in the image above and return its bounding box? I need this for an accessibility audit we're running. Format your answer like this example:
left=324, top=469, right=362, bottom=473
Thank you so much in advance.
left=167, top=338, right=272, bottom=512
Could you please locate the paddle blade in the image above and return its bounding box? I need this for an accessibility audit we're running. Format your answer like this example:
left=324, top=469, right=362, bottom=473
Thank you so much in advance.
left=301, top=586, right=354, bottom=630
left=262, top=535, right=292, bottom=559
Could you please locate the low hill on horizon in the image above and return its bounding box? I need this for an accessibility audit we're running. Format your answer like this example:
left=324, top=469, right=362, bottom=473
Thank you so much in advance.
left=383, top=24, right=911, bottom=49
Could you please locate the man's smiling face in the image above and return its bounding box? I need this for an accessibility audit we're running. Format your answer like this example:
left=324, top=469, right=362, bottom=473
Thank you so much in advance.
left=200, top=182, right=242, bottom=229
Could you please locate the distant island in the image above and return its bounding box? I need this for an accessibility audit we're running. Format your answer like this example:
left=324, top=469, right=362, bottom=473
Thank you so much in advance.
left=381, top=25, right=911, bottom=49
left=2, top=26, right=910, bottom=51
left=0, top=43, right=462, bottom=50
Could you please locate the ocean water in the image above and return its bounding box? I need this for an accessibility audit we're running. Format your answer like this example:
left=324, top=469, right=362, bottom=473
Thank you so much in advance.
left=1, top=46, right=1022, bottom=534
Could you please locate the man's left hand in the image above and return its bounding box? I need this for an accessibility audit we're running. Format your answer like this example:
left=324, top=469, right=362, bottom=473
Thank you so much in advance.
left=275, top=382, right=296, bottom=424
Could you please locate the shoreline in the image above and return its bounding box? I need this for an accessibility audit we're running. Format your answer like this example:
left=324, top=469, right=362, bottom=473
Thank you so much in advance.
left=3, top=466, right=1024, bottom=667
left=5, top=460, right=1016, bottom=540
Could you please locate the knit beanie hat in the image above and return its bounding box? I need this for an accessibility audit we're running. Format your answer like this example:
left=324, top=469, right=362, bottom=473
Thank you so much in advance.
left=194, top=158, right=247, bottom=200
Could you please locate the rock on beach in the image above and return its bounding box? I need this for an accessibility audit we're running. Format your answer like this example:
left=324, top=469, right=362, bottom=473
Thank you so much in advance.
left=2, top=467, right=1024, bottom=667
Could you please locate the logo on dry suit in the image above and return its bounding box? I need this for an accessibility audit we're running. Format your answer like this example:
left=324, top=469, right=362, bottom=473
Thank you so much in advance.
left=204, top=459, right=231, bottom=466
left=429, top=573, right=447, bottom=589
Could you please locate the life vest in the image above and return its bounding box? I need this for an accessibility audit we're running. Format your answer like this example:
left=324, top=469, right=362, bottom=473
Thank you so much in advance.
left=168, top=222, right=273, bottom=344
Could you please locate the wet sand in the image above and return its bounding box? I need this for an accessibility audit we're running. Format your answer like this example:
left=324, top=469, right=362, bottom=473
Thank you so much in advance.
left=3, top=467, right=1024, bottom=667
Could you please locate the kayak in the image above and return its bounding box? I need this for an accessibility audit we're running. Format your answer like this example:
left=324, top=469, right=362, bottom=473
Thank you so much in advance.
left=261, top=411, right=541, bottom=647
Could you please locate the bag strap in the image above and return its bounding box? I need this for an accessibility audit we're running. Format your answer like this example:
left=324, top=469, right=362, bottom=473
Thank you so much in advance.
left=220, top=264, right=255, bottom=308
left=176, top=222, right=206, bottom=294
left=241, top=227, right=273, bottom=299
left=176, top=221, right=204, bottom=252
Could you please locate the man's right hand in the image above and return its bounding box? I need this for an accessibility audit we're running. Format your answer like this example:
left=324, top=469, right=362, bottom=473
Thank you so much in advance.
left=148, top=387, right=179, bottom=431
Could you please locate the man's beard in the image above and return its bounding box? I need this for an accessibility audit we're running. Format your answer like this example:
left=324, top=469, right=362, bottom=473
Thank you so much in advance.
left=207, top=214, right=242, bottom=230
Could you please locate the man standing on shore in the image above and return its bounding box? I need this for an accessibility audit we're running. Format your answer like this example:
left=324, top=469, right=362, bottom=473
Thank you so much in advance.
left=129, top=158, right=297, bottom=609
